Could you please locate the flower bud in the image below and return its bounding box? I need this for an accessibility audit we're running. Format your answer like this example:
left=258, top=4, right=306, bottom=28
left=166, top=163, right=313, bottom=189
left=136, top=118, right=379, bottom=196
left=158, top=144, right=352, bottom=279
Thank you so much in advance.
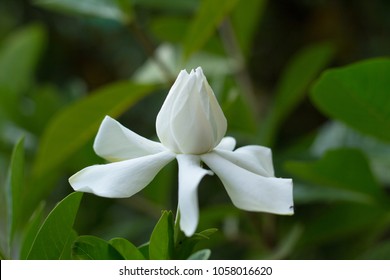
left=156, top=67, right=227, bottom=154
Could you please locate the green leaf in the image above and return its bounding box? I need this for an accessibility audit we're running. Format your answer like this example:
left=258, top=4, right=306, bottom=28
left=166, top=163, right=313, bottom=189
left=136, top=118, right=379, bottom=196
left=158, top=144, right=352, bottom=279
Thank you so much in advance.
left=175, top=228, right=217, bottom=259
left=311, top=121, right=390, bottom=185
left=149, top=211, right=174, bottom=260
left=109, top=238, right=145, bottom=260
left=33, top=82, right=157, bottom=177
left=26, top=192, right=83, bottom=259
left=260, top=42, right=335, bottom=146
left=231, top=0, right=267, bottom=57
left=187, top=249, right=211, bottom=260
left=34, top=0, right=132, bottom=24
left=138, top=243, right=150, bottom=259
left=60, top=230, right=78, bottom=260
left=5, top=137, right=24, bottom=247
left=310, top=58, right=390, bottom=143
left=285, top=148, right=384, bottom=205
left=20, top=202, right=45, bottom=260
left=0, top=24, right=46, bottom=94
left=72, top=235, right=124, bottom=260
left=28, top=82, right=157, bottom=214
left=183, top=0, right=239, bottom=59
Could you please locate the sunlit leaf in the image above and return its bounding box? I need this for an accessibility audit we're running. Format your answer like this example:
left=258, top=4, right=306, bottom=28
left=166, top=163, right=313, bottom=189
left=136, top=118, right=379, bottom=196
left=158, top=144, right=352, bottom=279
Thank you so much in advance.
left=310, top=58, right=390, bottom=143
left=72, top=235, right=123, bottom=260
left=149, top=211, right=174, bottom=260
left=260, top=42, right=335, bottom=146
left=5, top=137, right=24, bottom=246
left=34, top=0, right=132, bottom=24
left=26, top=192, right=83, bottom=259
left=109, top=237, right=145, bottom=260
left=183, top=0, right=239, bottom=59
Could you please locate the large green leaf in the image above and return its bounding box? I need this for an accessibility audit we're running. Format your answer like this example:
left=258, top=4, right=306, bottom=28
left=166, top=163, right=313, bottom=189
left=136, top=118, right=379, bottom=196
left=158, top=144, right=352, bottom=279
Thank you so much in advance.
left=310, top=58, right=390, bottom=143
left=183, top=0, right=239, bottom=59
left=26, top=192, right=83, bottom=259
left=5, top=137, right=25, bottom=248
left=19, top=202, right=45, bottom=260
left=109, top=237, right=145, bottom=260
left=28, top=82, right=157, bottom=214
left=72, top=235, right=124, bottom=260
left=34, top=0, right=132, bottom=24
left=285, top=148, right=384, bottom=205
left=33, top=82, right=157, bottom=177
left=149, top=211, right=174, bottom=260
left=259, top=42, right=334, bottom=146
left=311, top=121, right=390, bottom=185
left=0, top=24, right=46, bottom=95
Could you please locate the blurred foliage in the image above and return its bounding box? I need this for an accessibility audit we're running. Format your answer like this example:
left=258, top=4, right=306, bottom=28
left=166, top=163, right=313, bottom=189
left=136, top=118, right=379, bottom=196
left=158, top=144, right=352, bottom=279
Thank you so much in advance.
left=1, top=0, right=390, bottom=260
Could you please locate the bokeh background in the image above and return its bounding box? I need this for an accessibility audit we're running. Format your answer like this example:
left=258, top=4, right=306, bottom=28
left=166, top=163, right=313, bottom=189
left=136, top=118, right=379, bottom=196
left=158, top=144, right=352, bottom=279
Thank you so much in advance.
left=1, top=0, right=390, bottom=259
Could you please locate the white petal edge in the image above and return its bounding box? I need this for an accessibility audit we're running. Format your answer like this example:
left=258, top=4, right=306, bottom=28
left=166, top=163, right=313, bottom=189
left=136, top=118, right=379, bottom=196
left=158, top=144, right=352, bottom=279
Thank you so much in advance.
left=201, top=152, right=293, bottom=215
left=94, top=116, right=166, bottom=162
left=215, top=145, right=274, bottom=177
left=69, top=151, right=175, bottom=198
left=215, top=136, right=236, bottom=151
left=177, top=154, right=213, bottom=236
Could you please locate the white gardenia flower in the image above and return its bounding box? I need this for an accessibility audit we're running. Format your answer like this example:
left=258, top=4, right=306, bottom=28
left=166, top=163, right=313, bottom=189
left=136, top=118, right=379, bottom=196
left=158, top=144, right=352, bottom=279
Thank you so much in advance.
left=69, top=67, right=294, bottom=237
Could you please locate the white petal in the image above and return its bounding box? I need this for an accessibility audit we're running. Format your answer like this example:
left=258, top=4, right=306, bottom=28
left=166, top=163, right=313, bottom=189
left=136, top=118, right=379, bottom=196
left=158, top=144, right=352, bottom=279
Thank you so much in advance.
left=201, top=152, right=293, bottom=215
left=155, top=70, right=191, bottom=153
left=177, top=154, right=212, bottom=236
left=215, top=145, right=274, bottom=177
left=69, top=151, right=175, bottom=198
left=156, top=67, right=227, bottom=154
left=198, top=68, right=227, bottom=143
left=215, top=136, right=236, bottom=151
left=94, top=116, right=166, bottom=161
left=169, top=76, right=216, bottom=154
